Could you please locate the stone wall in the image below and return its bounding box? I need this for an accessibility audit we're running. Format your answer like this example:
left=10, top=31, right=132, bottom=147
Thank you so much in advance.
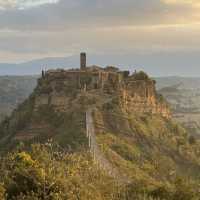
left=34, top=68, right=171, bottom=118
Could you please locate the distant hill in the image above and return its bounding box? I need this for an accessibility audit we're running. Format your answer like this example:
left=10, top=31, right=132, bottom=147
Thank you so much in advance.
left=0, top=75, right=200, bottom=117
left=0, top=56, right=79, bottom=75
left=1, top=75, right=200, bottom=120
left=2, top=52, right=200, bottom=76
left=0, top=76, right=37, bottom=121
left=158, top=84, right=200, bottom=139
left=155, top=77, right=200, bottom=90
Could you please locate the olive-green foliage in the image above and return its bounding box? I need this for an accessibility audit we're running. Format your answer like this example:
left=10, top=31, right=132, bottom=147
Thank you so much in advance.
left=96, top=109, right=200, bottom=199
left=28, top=105, right=87, bottom=150
left=37, top=78, right=52, bottom=94
left=134, top=71, right=149, bottom=80
left=0, top=143, right=121, bottom=200
left=0, top=183, right=6, bottom=200
left=0, top=76, right=37, bottom=122
left=118, top=177, right=200, bottom=200
left=80, top=75, right=92, bottom=86
left=0, top=95, right=87, bottom=151
left=34, top=105, right=64, bottom=128
left=0, top=95, right=35, bottom=140
left=188, top=135, right=196, bottom=145
left=0, top=143, right=199, bottom=200
left=54, top=111, right=88, bottom=150
left=156, top=93, right=166, bottom=103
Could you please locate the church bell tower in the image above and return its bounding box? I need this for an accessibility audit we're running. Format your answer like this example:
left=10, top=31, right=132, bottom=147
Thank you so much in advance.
left=80, top=52, right=86, bottom=70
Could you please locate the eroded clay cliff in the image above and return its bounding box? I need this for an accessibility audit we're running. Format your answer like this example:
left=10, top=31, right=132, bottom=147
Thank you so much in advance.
left=34, top=67, right=170, bottom=118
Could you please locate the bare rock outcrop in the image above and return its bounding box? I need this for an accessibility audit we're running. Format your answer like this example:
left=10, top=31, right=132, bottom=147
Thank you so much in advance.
left=34, top=67, right=171, bottom=118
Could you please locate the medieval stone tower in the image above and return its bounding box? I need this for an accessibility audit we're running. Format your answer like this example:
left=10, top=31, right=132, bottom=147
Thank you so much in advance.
left=80, top=52, right=86, bottom=70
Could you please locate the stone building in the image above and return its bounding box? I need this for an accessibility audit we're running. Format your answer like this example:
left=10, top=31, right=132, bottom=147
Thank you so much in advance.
left=36, top=53, right=170, bottom=118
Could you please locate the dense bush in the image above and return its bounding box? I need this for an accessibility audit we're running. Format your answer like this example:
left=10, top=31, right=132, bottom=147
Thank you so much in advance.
left=0, top=143, right=199, bottom=200
left=0, top=143, right=120, bottom=200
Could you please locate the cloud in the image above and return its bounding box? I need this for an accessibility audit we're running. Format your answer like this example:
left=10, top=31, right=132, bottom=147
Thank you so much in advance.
left=0, top=1, right=184, bottom=30
left=1, top=23, right=200, bottom=62
left=163, top=0, right=200, bottom=6
left=0, top=0, right=197, bottom=32
left=0, top=0, right=200, bottom=63
left=0, top=0, right=59, bottom=10
left=0, top=0, right=16, bottom=10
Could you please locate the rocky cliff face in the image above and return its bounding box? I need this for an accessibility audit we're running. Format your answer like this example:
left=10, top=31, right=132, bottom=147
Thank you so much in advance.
left=34, top=67, right=170, bottom=118
left=120, top=79, right=170, bottom=118
left=0, top=67, right=171, bottom=148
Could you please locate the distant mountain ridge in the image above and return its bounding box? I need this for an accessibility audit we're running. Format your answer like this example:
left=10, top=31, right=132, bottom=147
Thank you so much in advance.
left=2, top=52, right=200, bottom=76
left=155, top=76, right=200, bottom=90
left=0, top=56, right=79, bottom=75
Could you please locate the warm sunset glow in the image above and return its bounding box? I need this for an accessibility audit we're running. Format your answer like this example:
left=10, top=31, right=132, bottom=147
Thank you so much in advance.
left=163, top=0, right=200, bottom=6
left=0, top=0, right=199, bottom=76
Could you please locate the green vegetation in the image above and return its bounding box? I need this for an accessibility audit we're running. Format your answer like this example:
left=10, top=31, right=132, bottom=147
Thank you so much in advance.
left=0, top=95, right=35, bottom=141
left=95, top=108, right=200, bottom=199
left=0, top=73, right=199, bottom=199
left=0, top=143, right=199, bottom=200
left=37, top=79, right=53, bottom=94
left=0, top=94, right=87, bottom=151
left=0, top=76, right=37, bottom=121
left=80, top=74, right=93, bottom=86
left=0, top=143, right=120, bottom=200
left=133, top=71, right=149, bottom=80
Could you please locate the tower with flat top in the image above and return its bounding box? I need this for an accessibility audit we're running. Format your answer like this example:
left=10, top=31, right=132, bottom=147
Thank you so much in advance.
left=80, top=52, right=86, bottom=70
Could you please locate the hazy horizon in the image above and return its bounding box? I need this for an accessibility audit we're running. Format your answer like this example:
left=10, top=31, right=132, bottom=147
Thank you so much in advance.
left=0, top=0, right=200, bottom=76
left=1, top=53, right=200, bottom=77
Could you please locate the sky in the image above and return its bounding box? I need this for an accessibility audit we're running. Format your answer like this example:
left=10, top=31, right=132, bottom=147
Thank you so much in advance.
left=0, top=0, right=200, bottom=75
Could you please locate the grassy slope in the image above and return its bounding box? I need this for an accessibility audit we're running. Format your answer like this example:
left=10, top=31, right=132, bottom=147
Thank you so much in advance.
left=0, top=75, right=199, bottom=199
left=94, top=106, right=200, bottom=189
left=0, top=83, right=199, bottom=184
left=0, top=76, right=37, bottom=121
left=0, top=91, right=88, bottom=152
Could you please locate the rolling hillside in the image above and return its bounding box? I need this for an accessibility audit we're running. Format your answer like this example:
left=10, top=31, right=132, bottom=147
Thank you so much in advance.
left=0, top=68, right=199, bottom=199
left=0, top=76, right=37, bottom=121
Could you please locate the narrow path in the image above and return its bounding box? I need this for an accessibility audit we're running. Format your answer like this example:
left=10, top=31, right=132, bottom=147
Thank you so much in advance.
left=86, top=108, right=129, bottom=182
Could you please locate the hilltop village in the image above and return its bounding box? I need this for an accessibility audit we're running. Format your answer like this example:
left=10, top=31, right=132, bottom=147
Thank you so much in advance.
left=0, top=53, right=200, bottom=200
left=35, top=53, right=170, bottom=118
